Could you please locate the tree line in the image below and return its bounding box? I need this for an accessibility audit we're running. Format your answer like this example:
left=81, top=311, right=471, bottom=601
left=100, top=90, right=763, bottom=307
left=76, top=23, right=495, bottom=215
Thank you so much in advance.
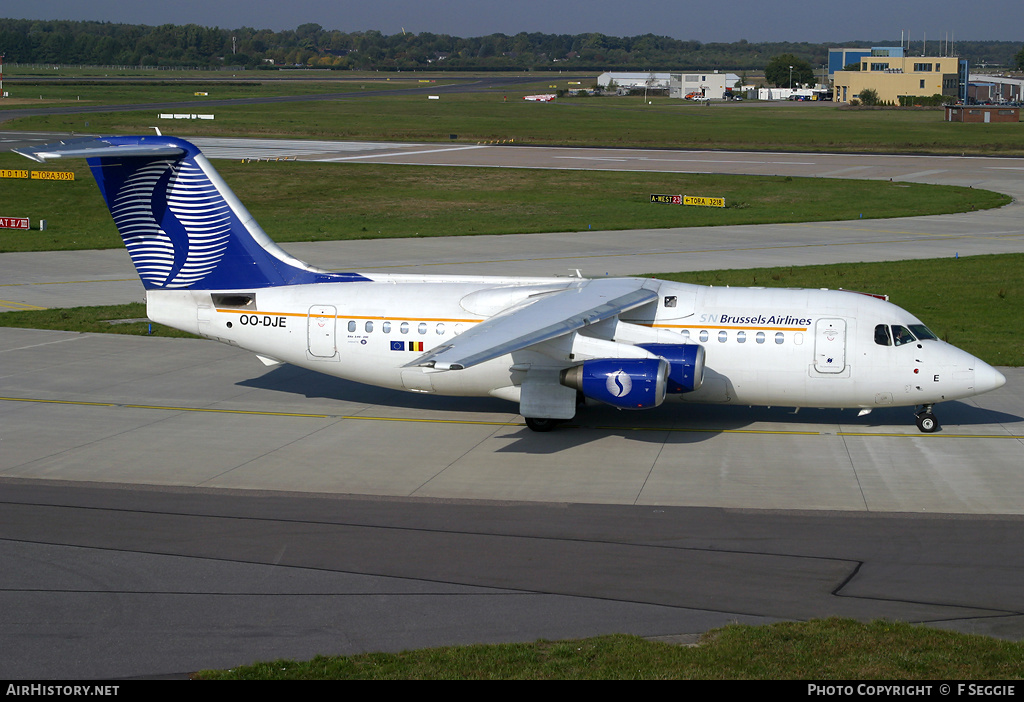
left=1, top=17, right=1021, bottom=72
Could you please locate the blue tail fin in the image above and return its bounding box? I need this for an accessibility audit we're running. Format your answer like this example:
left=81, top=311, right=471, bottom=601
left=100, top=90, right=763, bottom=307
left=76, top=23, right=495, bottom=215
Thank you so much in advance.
left=15, top=135, right=367, bottom=290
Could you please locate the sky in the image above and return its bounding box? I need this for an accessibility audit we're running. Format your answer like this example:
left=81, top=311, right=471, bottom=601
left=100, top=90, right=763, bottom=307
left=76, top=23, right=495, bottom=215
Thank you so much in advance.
left=5, top=0, right=1023, bottom=43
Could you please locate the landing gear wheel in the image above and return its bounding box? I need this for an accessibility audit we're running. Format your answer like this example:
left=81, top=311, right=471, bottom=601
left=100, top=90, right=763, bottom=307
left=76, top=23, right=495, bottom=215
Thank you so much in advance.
left=915, top=411, right=939, bottom=433
left=525, top=417, right=560, bottom=432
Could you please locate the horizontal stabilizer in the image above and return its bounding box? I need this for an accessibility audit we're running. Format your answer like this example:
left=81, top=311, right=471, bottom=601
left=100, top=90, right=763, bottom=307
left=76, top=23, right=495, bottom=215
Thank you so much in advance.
left=14, top=137, right=187, bottom=163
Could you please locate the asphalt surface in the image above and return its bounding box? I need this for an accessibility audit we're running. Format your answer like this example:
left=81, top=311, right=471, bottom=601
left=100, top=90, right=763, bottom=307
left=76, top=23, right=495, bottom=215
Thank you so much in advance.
left=1, top=130, right=1023, bottom=679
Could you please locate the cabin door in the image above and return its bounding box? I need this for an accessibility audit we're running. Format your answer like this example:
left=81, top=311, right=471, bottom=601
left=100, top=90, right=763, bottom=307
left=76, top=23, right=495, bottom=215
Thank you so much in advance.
left=307, top=305, right=337, bottom=358
left=813, top=318, right=847, bottom=373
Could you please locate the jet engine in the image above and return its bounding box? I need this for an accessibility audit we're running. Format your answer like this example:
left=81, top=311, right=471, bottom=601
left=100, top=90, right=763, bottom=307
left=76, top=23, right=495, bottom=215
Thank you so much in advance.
left=560, top=358, right=669, bottom=410
left=638, top=343, right=706, bottom=393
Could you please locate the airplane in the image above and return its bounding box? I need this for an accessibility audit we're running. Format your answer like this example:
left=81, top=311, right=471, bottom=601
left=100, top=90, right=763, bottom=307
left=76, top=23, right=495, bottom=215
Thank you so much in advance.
left=14, top=135, right=1006, bottom=433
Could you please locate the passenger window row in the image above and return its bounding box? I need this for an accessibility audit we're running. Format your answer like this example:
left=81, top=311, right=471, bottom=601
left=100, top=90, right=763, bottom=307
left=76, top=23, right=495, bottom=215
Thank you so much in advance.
left=346, top=320, right=453, bottom=336
left=686, top=329, right=799, bottom=345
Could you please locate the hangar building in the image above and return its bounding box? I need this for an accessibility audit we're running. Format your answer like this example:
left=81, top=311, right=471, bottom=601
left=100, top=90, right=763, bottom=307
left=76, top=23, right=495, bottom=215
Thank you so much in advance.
left=968, top=74, right=1024, bottom=104
left=596, top=72, right=672, bottom=91
left=669, top=72, right=742, bottom=99
left=597, top=72, right=742, bottom=99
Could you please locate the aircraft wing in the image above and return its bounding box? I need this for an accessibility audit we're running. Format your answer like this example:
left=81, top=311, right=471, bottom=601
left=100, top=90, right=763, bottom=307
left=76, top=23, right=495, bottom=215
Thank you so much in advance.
left=406, top=278, right=658, bottom=370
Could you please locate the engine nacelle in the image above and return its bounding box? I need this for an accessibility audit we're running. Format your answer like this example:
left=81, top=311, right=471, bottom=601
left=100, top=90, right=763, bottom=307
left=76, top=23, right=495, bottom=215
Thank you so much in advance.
left=560, top=358, right=669, bottom=410
left=638, top=343, right=705, bottom=393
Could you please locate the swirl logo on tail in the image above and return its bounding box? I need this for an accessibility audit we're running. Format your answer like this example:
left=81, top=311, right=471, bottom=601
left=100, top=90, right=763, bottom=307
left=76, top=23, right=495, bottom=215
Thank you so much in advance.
left=111, top=159, right=231, bottom=289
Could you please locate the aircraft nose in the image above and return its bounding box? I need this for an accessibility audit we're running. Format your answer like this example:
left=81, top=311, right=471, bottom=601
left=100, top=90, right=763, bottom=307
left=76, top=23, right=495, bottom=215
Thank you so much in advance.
left=975, top=360, right=1006, bottom=394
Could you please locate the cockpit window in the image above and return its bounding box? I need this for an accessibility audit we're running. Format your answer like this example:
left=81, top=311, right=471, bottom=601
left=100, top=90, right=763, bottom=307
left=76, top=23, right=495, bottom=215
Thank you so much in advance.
left=909, top=324, right=938, bottom=341
left=892, top=325, right=916, bottom=346
left=877, top=324, right=936, bottom=347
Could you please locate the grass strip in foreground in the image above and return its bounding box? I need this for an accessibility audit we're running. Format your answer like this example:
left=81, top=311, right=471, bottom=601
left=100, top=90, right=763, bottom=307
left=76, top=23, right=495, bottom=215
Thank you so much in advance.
left=192, top=617, right=1024, bottom=679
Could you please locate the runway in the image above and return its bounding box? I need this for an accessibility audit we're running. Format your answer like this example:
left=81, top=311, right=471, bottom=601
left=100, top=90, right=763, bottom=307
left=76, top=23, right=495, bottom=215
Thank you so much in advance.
left=2, top=133, right=1024, bottom=678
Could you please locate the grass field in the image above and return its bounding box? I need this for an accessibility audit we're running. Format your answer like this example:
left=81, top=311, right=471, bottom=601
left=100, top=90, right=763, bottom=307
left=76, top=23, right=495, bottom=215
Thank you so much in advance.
left=0, top=151, right=1010, bottom=253
left=0, top=76, right=456, bottom=109
left=3, top=70, right=1023, bottom=154
left=192, top=618, right=1024, bottom=679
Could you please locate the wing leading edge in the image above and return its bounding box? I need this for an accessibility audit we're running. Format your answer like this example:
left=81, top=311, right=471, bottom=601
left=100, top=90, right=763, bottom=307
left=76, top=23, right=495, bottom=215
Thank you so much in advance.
left=406, top=277, right=659, bottom=370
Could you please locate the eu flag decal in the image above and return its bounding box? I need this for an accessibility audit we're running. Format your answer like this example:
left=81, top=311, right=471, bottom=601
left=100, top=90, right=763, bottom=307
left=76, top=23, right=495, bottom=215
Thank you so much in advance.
left=390, top=341, right=404, bottom=351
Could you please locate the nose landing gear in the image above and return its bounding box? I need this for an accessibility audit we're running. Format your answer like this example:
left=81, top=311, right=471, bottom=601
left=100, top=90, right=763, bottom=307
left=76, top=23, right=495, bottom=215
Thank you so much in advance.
left=915, top=404, right=939, bottom=433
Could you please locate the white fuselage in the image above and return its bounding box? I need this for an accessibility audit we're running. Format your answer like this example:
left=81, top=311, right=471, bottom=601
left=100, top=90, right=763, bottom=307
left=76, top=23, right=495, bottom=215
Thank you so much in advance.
left=147, top=273, right=1000, bottom=412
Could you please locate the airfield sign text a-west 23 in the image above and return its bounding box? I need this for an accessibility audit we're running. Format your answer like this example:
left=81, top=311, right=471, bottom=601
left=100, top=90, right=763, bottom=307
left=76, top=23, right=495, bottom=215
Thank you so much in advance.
left=650, top=194, right=725, bottom=207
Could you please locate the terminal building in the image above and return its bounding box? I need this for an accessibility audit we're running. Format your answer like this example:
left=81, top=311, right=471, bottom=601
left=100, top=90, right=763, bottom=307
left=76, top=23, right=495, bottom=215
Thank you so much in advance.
left=828, top=46, right=904, bottom=77
left=831, top=47, right=968, bottom=104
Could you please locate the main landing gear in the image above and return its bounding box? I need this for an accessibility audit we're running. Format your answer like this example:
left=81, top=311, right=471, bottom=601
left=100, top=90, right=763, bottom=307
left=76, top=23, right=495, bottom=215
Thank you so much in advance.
left=525, top=417, right=557, bottom=432
left=915, top=404, right=939, bottom=433
left=524, top=417, right=565, bottom=432
left=523, top=393, right=584, bottom=432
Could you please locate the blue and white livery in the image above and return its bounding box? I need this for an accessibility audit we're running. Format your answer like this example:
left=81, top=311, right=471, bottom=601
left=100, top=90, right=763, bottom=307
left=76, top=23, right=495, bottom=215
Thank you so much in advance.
left=16, top=135, right=1006, bottom=432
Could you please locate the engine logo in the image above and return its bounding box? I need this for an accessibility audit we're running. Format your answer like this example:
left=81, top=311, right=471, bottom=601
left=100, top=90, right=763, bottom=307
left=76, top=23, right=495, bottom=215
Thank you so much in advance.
left=606, top=370, right=633, bottom=398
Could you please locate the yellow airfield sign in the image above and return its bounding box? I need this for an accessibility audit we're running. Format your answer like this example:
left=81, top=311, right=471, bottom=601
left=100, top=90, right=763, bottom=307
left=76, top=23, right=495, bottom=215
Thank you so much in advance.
left=683, top=195, right=725, bottom=208
left=651, top=194, right=725, bottom=207
left=1, top=169, right=75, bottom=181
